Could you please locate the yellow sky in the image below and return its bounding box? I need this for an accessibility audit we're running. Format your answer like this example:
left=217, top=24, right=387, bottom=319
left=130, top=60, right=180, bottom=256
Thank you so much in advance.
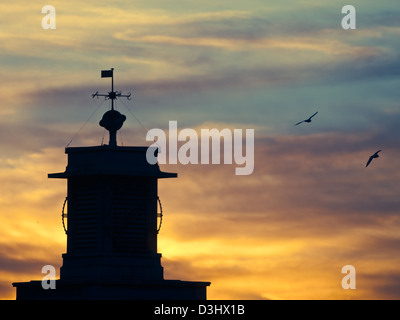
left=1, top=1, right=400, bottom=300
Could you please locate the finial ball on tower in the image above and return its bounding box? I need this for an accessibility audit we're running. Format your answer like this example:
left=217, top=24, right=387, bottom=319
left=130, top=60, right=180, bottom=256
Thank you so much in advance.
left=99, top=109, right=126, bottom=132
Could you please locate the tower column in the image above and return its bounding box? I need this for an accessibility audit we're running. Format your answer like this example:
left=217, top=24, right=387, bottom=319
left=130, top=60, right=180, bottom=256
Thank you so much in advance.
left=12, top=69, right=210, bottom=300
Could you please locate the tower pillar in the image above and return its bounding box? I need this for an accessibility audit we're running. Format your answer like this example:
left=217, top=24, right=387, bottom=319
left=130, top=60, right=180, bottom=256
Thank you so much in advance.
left=12, top=69, right=210, bottom=300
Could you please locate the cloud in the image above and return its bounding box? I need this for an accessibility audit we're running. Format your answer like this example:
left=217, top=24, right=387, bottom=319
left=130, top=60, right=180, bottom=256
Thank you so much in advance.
left=365, top=273, right=400, bottom=299
left=1, top=0, right=400, bottom=300
left=0, top=238, right=63, bottom=299
left=151, top=113, right=400, bottom=299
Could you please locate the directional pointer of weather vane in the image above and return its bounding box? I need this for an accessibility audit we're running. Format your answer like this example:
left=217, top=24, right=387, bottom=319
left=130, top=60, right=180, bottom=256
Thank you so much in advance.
left=92, top=68, right=131, bottom=111
left=93, top=68, right=131, bottom=147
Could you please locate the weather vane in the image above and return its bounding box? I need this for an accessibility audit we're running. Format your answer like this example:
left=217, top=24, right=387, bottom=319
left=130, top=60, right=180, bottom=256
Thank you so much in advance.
left=92, top=68, right=131, bottom=110
left=93, top=68, right=131, bottom=147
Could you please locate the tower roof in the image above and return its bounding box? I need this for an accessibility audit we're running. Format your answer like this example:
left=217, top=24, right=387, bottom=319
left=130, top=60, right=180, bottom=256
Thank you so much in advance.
left=48, top=145, right=176, bottom=179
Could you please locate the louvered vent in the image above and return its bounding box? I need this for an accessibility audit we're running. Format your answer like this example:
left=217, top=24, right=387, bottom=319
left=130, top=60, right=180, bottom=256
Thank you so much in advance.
left=111, top=179, right=147, bottom=253
left=70, top=180, right=99, bottom=253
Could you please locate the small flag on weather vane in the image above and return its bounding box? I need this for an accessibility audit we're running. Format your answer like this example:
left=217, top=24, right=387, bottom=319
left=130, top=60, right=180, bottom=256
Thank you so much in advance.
left=101, top=69, right=113, bottom=78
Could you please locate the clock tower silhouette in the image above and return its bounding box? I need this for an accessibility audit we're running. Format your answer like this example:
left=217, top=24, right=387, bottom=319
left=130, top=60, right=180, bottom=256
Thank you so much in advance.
left=13, top=69, right=210, bottom=299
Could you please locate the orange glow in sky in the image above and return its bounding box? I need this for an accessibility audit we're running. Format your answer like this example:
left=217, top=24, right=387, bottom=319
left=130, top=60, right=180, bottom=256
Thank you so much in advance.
left=1, top=1, right=400, bottom=300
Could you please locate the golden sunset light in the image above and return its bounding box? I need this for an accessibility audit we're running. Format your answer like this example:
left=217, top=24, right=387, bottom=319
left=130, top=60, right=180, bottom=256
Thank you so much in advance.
left=1, top=1, right=400, bottom=302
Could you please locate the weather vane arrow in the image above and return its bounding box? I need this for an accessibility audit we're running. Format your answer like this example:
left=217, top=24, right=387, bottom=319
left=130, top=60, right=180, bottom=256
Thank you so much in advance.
left=92, top=68, right=131, bottom=110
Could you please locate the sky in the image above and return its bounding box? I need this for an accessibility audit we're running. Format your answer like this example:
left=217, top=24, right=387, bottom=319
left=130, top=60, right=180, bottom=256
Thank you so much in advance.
left=1, top=0, right=400, bottom=299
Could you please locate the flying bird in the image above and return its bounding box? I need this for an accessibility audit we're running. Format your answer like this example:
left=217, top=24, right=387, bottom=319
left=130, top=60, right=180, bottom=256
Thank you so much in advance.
left=295, top=111, right=318, bottom=126
left=366, top=150, right=382, bottom=167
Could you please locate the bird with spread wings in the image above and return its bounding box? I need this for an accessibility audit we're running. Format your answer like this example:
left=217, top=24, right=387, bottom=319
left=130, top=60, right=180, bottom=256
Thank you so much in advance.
left=295, top=111, right=318, bottom=126
left=366, top=150, right=382, bottom=167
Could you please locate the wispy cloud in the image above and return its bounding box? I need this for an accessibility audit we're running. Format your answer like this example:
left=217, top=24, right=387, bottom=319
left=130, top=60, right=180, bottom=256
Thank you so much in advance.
left=1, top=0, right=400, bottom=300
